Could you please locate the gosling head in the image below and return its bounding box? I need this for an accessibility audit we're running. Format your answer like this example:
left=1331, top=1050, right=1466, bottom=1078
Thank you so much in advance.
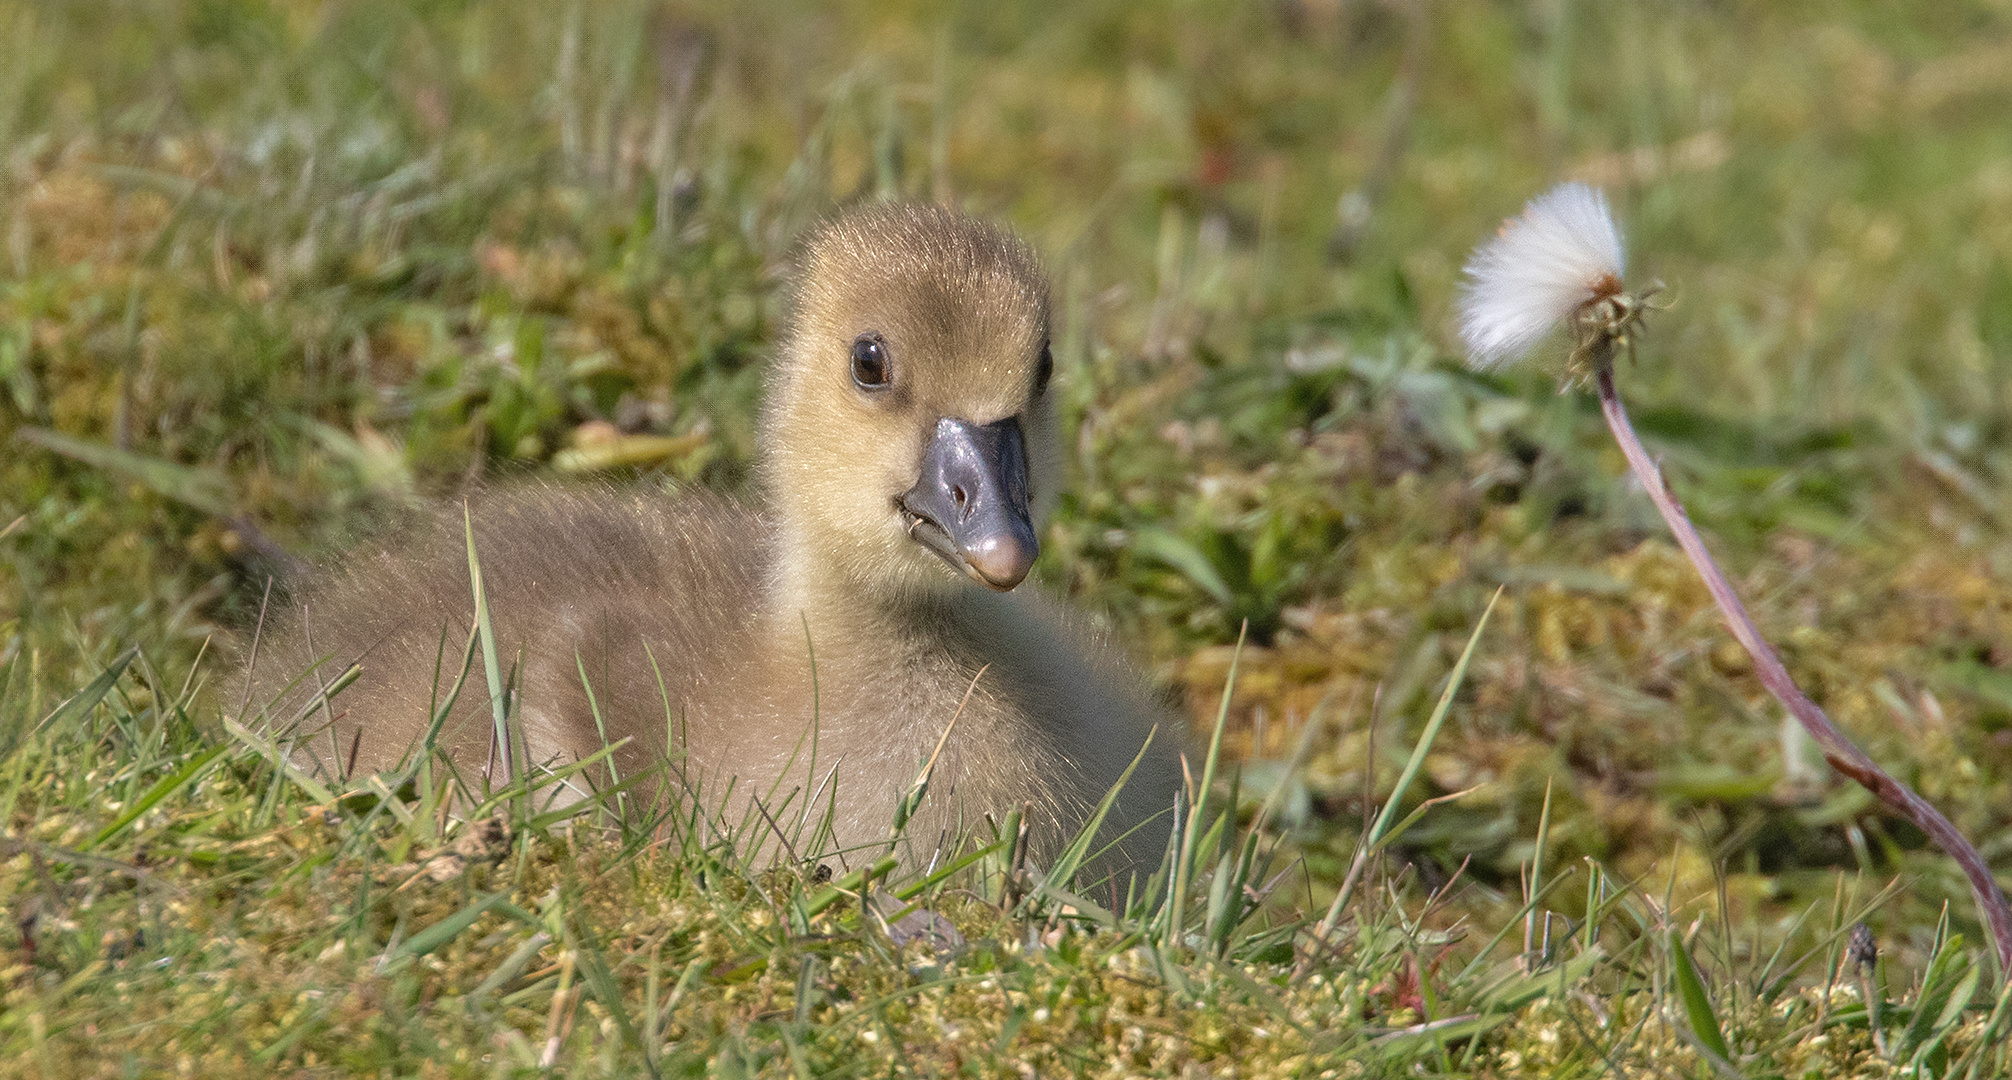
left=765, top=204, right=1056, bottom=599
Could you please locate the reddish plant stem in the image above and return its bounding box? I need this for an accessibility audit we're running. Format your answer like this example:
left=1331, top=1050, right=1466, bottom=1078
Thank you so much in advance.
left=1595, top=363, right=2012, bottom=976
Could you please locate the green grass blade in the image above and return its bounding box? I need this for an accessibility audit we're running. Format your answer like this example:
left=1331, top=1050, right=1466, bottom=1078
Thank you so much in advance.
left=33, top=645, right=138, bottom=738
left=82, top=742, right=229, bottom=851
left=575, top=652, right=627, bottom=823
left=1900, top=934, right=1976, bottom=1062
left=1372, top=784, right=1484, bottom=853
left=1131, top=526, right=1234, bottom=605
left=1170, top=622, right=1244, bottom=944
left=463, top=503, right=517, bottom=799
left=1669, top=927, right=1734, bottom=1064
left=801, top=856, right=901, bottom=920
left=395, top=891, right=513, bottom=960
left=223, top=716, right=338, bottom=806
left=1028, top=881, right=1119, bottom=931
left=567, top=907, right=657, bottom=1079
left=1046, top=724, right=1159, bottom=891
left=1366, top=587, right=1500, bottom=847
left=890, top=838, right=1007, bottom=907
left=1954, top=977, right=2012, bottom=1080
left=1525, top=776, right=1555, bottom=963
left=1310, top=589, right=1500, bottom=948
left=16, top=427, right=234, bottom=518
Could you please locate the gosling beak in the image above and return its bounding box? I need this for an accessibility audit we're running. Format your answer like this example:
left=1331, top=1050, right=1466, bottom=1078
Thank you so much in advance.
left=898, top=416, right=1038, bottom=590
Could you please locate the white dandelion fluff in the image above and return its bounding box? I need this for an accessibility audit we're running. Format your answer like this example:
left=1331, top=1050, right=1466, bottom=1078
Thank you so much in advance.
left=1457, top=182, right=1626, bottom=369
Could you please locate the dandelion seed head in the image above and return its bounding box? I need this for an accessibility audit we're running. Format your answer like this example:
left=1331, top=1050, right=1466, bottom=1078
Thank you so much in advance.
left=1457, top=182, right=1627, bottom=369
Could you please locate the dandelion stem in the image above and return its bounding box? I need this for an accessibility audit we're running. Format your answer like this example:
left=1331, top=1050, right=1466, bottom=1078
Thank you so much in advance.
left=1593, top=361, right=2012, bottom=977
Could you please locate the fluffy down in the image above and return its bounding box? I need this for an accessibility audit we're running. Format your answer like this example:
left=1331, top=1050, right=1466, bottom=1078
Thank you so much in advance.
left=1457, top=182, right=1626, bottom=369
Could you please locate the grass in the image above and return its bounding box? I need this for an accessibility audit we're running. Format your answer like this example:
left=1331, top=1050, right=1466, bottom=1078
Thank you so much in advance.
left=10, top=597, right=2007, bottom=1075
left=5, top=0, right=2012, bottom=1073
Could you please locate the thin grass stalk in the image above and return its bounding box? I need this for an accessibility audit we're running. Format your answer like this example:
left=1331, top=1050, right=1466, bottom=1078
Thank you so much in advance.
left=1168, top=621, right=1244, bottom=947
left=37, top=645, right=136, bottom=737
left=463, top=504, right=524, bottom=822
left=1583, top=859, right=1603, bottom=953
left=1523, top=776, right=1555, bottom=970
left=1302, top=589, right=1500, bottom=973
left=407, top=625, right=482, bottom=773
left=1201, top=702, right=1327, bottom=956
left=539, top=945, right=578, bottom=1068
left=885, top=663, right=986, bottom=865
left=994, top=804, right=1027, bottom=909
left=565, top=903, right=656, bottom=1078
left=575, top=655, right=626, bottom=824
left=1593, top=359, right=2012, bottom=976
left=236, top=576, right=275, bottom=717
left=1047, top=726, right=1159, bottom=892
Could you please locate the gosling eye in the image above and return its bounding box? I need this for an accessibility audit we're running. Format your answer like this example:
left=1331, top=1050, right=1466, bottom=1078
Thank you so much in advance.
left=1033, top=342, right=1053, bottom=397
left=851, top=333, right=892, bottom=390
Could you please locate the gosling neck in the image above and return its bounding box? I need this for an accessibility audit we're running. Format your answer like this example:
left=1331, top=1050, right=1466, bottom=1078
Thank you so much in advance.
left=768, top=523, right=964, bottom=654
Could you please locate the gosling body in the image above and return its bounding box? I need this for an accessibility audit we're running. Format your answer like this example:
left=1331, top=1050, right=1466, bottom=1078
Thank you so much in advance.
left=247, top=206, right=1182, bottom=875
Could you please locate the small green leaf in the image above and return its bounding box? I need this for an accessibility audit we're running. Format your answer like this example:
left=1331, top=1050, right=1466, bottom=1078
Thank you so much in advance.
left=1132, top=526, right=1234, bottom=605
left=1669, top=929, right=1733, bottom=1064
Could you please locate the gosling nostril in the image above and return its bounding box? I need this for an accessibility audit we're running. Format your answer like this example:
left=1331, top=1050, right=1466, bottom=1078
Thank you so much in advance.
left=897, top=415, right=1037, bottom=589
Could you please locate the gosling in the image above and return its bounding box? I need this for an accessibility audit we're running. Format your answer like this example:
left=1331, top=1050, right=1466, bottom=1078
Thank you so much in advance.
left=246, top=204, right=1183, bottom=878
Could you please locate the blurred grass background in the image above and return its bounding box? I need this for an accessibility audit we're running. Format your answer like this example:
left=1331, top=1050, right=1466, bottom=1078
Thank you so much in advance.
left=4, top=0, right=2012, bottom=1050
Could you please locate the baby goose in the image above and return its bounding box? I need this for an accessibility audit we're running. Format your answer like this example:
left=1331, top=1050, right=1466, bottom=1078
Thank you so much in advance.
left=248, top=205, right=1183, bottom=875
